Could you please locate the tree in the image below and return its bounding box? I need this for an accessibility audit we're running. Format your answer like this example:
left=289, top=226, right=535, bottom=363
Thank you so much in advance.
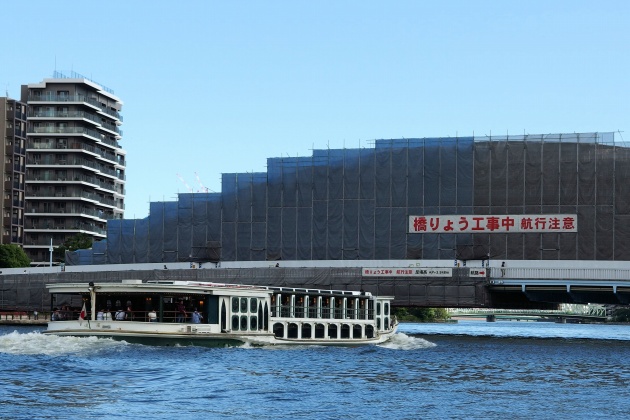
left=612, top=308, right=630, bottom=323
left=0, top=244, right=31, bottom=268
left=53, top=233, right=93, bottom=262
left=394, top=307, right=451, bottom=322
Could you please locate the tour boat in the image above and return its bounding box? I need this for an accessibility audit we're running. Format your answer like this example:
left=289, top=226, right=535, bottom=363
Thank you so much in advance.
left=44, top=279, right=398, bottom=346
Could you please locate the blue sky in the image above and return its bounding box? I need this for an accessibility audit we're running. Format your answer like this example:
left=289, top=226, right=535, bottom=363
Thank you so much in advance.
left=2, top=1, right=628, bottom=218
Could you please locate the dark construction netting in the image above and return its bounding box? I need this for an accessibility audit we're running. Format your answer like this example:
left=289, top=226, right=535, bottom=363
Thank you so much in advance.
left=69, top=132, right=630, bottom=265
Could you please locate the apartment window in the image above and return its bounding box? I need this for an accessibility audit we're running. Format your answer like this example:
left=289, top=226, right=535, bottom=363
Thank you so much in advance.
left=57, top=90, right=69, bottom=99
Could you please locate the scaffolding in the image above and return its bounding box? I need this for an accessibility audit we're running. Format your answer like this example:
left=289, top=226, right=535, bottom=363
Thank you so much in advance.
left=66, top=132, right=630, bottom=265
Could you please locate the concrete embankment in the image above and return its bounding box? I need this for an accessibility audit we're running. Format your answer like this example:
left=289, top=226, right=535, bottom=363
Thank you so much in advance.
left=0, top=313, right=48, bottom=326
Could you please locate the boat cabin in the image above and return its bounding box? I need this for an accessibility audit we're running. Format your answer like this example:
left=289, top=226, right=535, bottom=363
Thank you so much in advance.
left=46, top=280, right=396, bottom=345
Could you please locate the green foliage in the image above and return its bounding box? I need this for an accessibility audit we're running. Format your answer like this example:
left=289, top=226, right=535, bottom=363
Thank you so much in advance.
left=394, top=307, right=450, bottom=322
left=53, top=233, right=93, bottom=262
left=612, top=308, right=630, bottom=323
left=0, top=244, right=31, bottom=268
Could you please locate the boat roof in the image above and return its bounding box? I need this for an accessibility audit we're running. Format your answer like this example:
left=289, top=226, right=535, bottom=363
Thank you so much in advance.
left=45, top=279, right=383, bottom=298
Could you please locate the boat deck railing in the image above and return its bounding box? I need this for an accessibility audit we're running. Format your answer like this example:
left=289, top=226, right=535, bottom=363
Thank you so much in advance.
left=271, top=305, right=376, bottom=320
left=51, top=310, right=206, bottom=324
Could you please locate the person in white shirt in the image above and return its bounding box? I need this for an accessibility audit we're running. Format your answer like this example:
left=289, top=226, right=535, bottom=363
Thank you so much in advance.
left=97, top=309, right=104, bottom=320
left=148, top=309, right=158, bottom=322
left=115, top=308, right=126, bottom=321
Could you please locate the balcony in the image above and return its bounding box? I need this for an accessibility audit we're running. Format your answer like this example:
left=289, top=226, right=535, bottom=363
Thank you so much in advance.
left=25, top=222, right=107, bottom=237
left=26, top=140, right=120, bottom=164
left=29, top=109, right=100, bottom=125
left=25, top=188, right=117, bottom=207
left=29, top=110, right=124, bottom=135
left=28, top=94, right=123, bottom=122
left=28, top=126, right=103, bottom=141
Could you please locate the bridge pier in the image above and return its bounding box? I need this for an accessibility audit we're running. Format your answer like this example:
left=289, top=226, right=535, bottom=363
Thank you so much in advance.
left=486, top=314, right=496, bottom=322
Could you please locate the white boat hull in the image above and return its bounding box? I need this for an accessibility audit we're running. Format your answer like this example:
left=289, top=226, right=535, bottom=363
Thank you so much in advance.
left=45, top=320, right=398, bottom=347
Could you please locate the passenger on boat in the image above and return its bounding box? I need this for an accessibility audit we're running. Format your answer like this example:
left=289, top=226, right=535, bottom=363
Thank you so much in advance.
left=103, top=309, right=112, bottom=321
left=148, top=309, right=157, bottom=322
left=97, top=309, right=104, bottom=321
left=176, top=301, right=187, bottom=323
left=115, top=308, right=126, bottom=321
left=51, top=308, right=60, bottom=321
left=191, top=308, right=202, bottom=324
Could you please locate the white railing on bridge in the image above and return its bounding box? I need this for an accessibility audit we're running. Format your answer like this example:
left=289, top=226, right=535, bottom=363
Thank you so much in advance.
left=449, top=304, right=607, bottom=317
left=492, top=267, right=630, bottom=281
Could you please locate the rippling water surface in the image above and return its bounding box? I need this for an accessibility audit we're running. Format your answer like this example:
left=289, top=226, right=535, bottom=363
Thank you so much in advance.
left=1, top=321, right=629, bottom=419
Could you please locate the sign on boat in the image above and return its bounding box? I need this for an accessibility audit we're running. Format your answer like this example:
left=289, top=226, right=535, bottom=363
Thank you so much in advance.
left=45, top=279, right=398, bottom=346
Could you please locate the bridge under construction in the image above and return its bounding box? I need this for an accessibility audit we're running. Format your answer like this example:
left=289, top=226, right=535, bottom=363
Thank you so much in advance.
left=1, top=260, right=630, bottom=312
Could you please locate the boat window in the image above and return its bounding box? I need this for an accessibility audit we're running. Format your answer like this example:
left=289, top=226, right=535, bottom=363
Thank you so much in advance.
left=334, top=298, right=343, bottom=319
left=273, top=323, right=284, bottom=338
left=384, top=317, right=390, bottom=329
left=376, top=302, right=381, bottom=316
left=295, top=296, right=304, bottom=318
left=308, top=297, right=317, bottom=318
left=346, top=299, right=355, bottom=319
left=340, top=324, right=350, bottom=339
left=301, top=323, right=312, bottom=339
left=358, top=299, right=366, bottom=320
left=384, top=302, right=390, bottom=316
left=353, top=324, right=362, bottom=339
left=327, top=324, right=338, bottom=339
left=250, top=316, right=258, bottom=331
left=322, top=297, right=330, bottom=319
left=287, top=323, right=299, bottom=339
left=232, top=297, right=239, bottom=312
left=366, top=325, right=375, bottom=338
left=240, top=315, right=248, bottom=331
left=232, top=315, right=239, bottom=330
left=250, top=298, right=257, bottom=313
left=377, top=318, right=381, bottom=329
left=240, top=298, right=248, bottom=313
left=314, top=323, right=325, bottom=338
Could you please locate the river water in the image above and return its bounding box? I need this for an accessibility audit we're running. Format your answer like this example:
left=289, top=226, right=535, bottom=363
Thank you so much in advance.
left=1, top=321, right=629, bottom=419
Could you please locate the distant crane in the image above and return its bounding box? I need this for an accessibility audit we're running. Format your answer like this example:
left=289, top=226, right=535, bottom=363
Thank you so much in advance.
left=194, top=172, right=211, bottom=193
left=176, top=173, right=193, bottom=193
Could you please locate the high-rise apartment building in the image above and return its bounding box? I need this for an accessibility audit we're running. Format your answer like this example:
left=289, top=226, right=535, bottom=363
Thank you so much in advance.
left=21, top=72, right=125, bottom=264
left=0, top=97, right=27, bottom=246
